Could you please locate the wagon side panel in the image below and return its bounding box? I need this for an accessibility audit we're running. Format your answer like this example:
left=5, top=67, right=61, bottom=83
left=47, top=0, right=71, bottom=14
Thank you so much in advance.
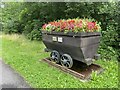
left=80, top=36, right=100, bottom=60
left=42, top=34, right=85, bottom=62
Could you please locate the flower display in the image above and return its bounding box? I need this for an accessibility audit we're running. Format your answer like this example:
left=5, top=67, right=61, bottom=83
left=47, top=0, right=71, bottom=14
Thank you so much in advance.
left=42, top=18, right=101, bottom=33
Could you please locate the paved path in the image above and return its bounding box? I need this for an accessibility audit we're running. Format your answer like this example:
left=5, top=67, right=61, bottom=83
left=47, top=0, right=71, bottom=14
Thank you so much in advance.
left=0, top=59, right=31, bottom=89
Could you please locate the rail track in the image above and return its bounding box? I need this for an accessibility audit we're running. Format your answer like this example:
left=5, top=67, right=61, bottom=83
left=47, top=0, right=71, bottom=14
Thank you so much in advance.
left=41, top=58, right=104, bottom=81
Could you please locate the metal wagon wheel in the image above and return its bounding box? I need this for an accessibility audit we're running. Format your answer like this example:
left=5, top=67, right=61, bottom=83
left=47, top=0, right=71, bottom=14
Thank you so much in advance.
left=50, top=50, right=60, bottom=63
left=60, top=54, right=73, bottom=68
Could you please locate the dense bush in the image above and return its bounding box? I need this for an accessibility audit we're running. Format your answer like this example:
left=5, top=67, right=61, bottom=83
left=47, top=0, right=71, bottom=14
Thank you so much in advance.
left=1, top=2, right=119, bottom=61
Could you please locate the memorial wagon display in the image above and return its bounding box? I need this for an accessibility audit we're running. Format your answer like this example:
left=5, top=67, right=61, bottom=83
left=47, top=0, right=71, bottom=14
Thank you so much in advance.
left=41, top=18, right=101, bottom=68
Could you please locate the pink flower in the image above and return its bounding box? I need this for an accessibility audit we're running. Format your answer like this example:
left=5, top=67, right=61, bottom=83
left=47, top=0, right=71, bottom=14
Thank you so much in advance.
left=87, top=22, right=96, bottom=30
left=42, top=24, right=47, bottom=29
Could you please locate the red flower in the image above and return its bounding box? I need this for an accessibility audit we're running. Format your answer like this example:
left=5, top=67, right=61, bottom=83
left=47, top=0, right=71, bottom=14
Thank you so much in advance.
left=87, top=22, right=96, bottom=30
left=42, top=24, right=47, bottom=29
left=68, top=23, right=74, bottom=30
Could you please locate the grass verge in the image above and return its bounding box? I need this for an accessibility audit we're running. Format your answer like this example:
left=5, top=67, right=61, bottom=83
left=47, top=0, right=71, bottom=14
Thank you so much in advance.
left=1, top=34, right=118, bottom=88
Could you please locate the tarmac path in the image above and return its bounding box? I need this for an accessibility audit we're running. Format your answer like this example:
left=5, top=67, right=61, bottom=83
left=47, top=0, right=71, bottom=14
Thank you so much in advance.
left=0, top=58, right=31, bottom=89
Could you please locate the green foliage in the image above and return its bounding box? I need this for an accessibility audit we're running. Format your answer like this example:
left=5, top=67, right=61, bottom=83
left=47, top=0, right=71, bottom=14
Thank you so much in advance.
left=27, top=29, right=41, bottom=41
left=22, top=19, right=42, bottom=40
left=1, top=2, right=24, bottom=33
left=98, top=45, right=117, bottom=61
left=97, top=2, right=119, bottom=61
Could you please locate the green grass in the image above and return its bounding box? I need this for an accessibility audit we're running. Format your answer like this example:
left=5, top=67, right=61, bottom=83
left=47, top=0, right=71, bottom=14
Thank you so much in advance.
left=1, top=34, right=118, bottom=88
